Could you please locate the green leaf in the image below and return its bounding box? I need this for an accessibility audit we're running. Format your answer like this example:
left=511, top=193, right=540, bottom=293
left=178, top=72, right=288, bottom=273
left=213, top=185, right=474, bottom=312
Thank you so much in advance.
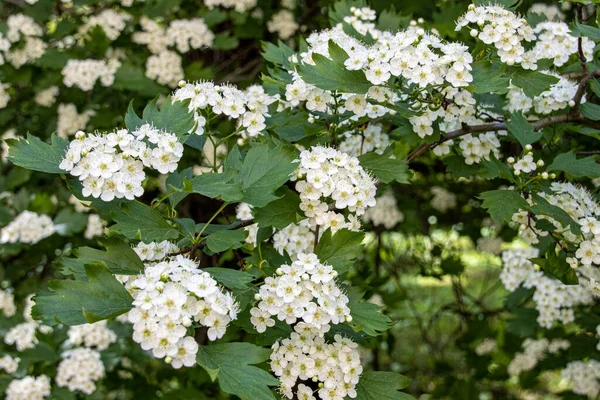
left=166, top=167, right=193, bottom=208
left=187, top=171, right=244, bottom=202
left=479, top=155, right=514, bottom=181
left=349, top=299, right=394, bottom=336
left=212, top=32, right=239, bottom=50
left=530, top=244, right=579, bottom=285
left=479, top=190, right=529, bottom=224
left=356, top=371, right=415, bottom=400
left=204, top=268, right=254, bottom=290
left=32, top=263, right=133, bottom=326
left=59, top=238, right=144, bottom=279
left=444, top=155, right=486, bottom=179
left=470, top=61, right=510, bottom=94
left=505, top=113, right=542, bottom=146
left=196, top=342, right=279, bottom=400
left=142, top=98, right=195, bottom=139
left=298, top=40, right=372, bottom=93
left=7, top=134, right=69, bottom=174
left=261, top=40, right=294, bottom=69
left=314, top=228, right=364, bottom=274
left=510, top=70, right=559, bottom=98
left=358, top=151, right=411, bottom=184
left=530, top=194, right=581, bottom=235
left=113, top=64, right=168, bottom=96
left=507, top=308, right=538, bottom=338
left=580, top=102, right=600, bottom=121
left=572, top=22, right=600, bottom=40
left=53, top=209, right=88, bottom=236
left=125, top=100, right=144, bottom=131
left=236, top=141, right=299, bottom=207
left=253, top=187, right=301, bottom=229
left=547, top=151, right=600, bottom=177
left=111, top=202, right=179, bottom=242
left=205, top=229, right=248, bottom=253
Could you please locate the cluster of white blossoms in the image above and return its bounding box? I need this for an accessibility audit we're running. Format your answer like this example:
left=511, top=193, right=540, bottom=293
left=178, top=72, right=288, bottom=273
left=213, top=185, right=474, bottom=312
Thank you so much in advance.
left=527, top=22, right=594, bottom=67
left=146, top=50, right=184, bottom=87
left=0, top=82, right=10, bottom=109
left=78, top=9, right=131, bottom=41
left=512, top=182, right=600, bottom=270
left=59, top=125, right=183, bottom=201
left=0, top=210, right=55, bottom=244
left=456, top=5, right=535, bottom=66
left=500, top=249, right=596, bottom=328
left=0, top=355, right=19, bottom=374
left=204, top=0, right=256, bottom=12
left=508, top=338, right=570, bottom=376
left=475, top=338, right=497, bottom=356
left=34, top=86, right=59, bottom=107
left=133, top=17, right=214, bottom=53
left=56, top=348, right=105, bottom=395
left=529, top=3, right=564, bottom=21
left=4, top=296, right=53, bottom=351
left=0, top=288, right=16, bottom=317
left=430, top=186, right=457, bottom=213
left=235, top=203, right=259, bottom=245
left=56, top=103, right=95, bottom=138
left=267, top=10, right=299, bottom=40
left=123, top=245, right=238, bottom=368
left=133, top=240, right=180, bottom=261
left=271, top=327, right=362, bottom=400
left=84, top=214, right=105, bottom=240
left=338, top=124, right=390, bottom=157
left=362, top=189, right=404, bottom=229
left=0, top=14, right=46, bottom=68
left=67, top=320, right=117, bottom=351
left=293, top=146, right=376, bottom=232
left=561, top=360, right=600, bottom=398
left=273, top=219, right=319, bottom=257
left=61, top=59, right=121, bottom=91
left=5, top=375, right=51, bottom=400
left=506, top=74, right=580, bottom=115
left=251, top=252, right=350, bottom=332
left=173, top=81, right=278, bottom=137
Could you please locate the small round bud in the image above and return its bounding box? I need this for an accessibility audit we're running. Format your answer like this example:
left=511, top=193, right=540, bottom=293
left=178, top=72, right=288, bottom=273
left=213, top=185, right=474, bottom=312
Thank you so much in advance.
left=506, top=59, right=515, bottom=66
left=542, top=172, right=549, bottom=179
left=470, top=29, right=478, bottom=37
left=178, top=80, right=186, bottom=88
left=468, top=4, right=475, bottom=10
left=254, top=293, right=262, bottom=301
left=569, top=100, right=576, bottom=107
left=527, top=152, right=533, bottom=157
left=417, top=28, right=425, bottom=36
left=417, top=18, right=424, bottom=23
left=525, top=144, right=533, bottom=151
left=514, top=170, right=521, bottom=176
left=301, top=273, right=309, bottom=281
left=536, top=160, right=545, bottom=167
left=550, top=173, right=557, bottom=179
left=318, top=382, right=324, bottom=388
left=75, top=130, right=86, bottom=140
left=410, top=20, right=417, bottom=26
left=507, top=157, right=515, bottom=164
left=276, top=268, right=284, bottom=276
left=345, top=315, right=353, bottom=322
left=165, top=356, right=173, bottom=364
left=332, top=270, right=338, bottom=277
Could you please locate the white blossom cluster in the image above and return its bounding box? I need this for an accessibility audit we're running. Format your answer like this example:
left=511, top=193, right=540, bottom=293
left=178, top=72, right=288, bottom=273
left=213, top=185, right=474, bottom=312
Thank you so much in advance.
left=57, top=103, right=95, bottom=138
left=512, top=182, right=600, bottom=270
left=56, top=348, right=105, bottom=395
left=134, top=17, right=214, bottom=54
left=456, top=5, right=535, bottom=66
left=34, top=86, right=59, bottom=107
left=267, top=10, right=299, bottom=40
left=0, top=355, right=19, bottom=374
left=0, top=14, right=46, bottom=68
left=5, top=375, right=51, bottom=400
left=561, top=360, right=600, bottom=398
left=500, top=249, right=596, bottom=328
left=508, top=148, right=544, bottom=177
left=338, top=124, right=390, bottom=157
left=527, top=22, right=594, bottom=67
left=59, top=124, right=183, bottom=201
left=173, top=81, right=278, bottom=137
left=271, top=327, right=362, bottom=399
left=67, top=320, right=117, bottom=351
left=293, top=146, right=376, bottom=232
left=362, top=189, right=404, bottom=229
left=342, top=6, right=377, bottom=36
left=133, top=240, right=180, bottom=261
left=273, top=219, right=319, bottom=257
left=508, top=338, right=570, bottom=376
left=475, top=338, right=497, bottom=356
left=0, top=288, right=16, bottom=317
left=506, top=74, right=580, bottom=115
left=251, top=252, right=350, bottom=332
left=0, top=210, right=55, bottom=244
left=203, top=0, right=256, bottom=12
left=529, top=3, right=565, bottom=21
left=84, top=214, right=105, bottom=239
left=430, top=186, right=457, bottom=213
left=4, top=296, right=53, bottom=351
left=146, top=50, right=184, bottom=87
left=78, top=9, right=131, bottom=41
left=124, top=245, right=238, bottom=368
left=0, top=82, right=10, bottom=109
left=62, top=59, right=121, bottom=91
left=236, top=203, right=259, bottom=245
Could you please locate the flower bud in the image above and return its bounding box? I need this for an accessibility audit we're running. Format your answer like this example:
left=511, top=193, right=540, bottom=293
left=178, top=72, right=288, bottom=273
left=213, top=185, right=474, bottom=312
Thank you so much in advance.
left=410, top=20, right=417, bottom=26
left=569, top=100, right=576, bottom=107
left=345, top=315, right=353, bottom=322
left=254, top=293, right=262, bottom=301
left=550, top=173, right=556, bottom=179
left=178, top=80, right=186, bottom=88
left=542, top=172, right=549, bottom=179
left=536, top=160, right=545, bottom=167
left=507, top=157, right=515, bottom=164
left=276, top=268, right=284, bottom=276
left=525, top=144, right=533, bottom=151
left=470, top=29, right=478, bottom=37
left=514, top=170, right=521, bottom=176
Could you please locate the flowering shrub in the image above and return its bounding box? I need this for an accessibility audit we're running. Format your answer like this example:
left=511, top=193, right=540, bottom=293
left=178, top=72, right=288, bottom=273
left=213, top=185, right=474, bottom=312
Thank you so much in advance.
left=2, top=0, right=600, bottom=399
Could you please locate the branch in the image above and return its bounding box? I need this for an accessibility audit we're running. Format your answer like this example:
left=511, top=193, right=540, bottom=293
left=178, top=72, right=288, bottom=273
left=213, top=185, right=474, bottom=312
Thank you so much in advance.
left=4, top=0, right=25, bottom=7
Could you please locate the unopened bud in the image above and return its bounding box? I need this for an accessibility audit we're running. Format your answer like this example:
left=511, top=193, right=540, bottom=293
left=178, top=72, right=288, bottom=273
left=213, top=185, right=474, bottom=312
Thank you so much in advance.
left=254, top=293, right=262, bottom=301
left=514, top=170, right=521, bottom=176
left=536, top=160, right=545, bottom=167
left=525, top=144, right=533, bottom=151
left=569, top=100, right=576, bottom=107
left=550, top=173, right=556, bottom=179
left=507, top=157, right=515, bottom=164
left=302, top=273, right=309, bottom=281
left=178, top=80, right=186, bottom=88
left=345, top=315, right=353, bottom=322
left=410, top=20, right=417, bottom=26
left=312, top=376, right=319, bottom=382
left=418, top=18, right=424, bottom=23
left=542, top=172, right=549, bottom=179
left=470, top=29, right=478, bottom=37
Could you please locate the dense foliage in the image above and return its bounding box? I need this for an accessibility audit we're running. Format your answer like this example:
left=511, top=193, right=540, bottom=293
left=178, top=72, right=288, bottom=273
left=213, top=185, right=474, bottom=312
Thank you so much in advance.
left=2, top=0, right=600, bottom=399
